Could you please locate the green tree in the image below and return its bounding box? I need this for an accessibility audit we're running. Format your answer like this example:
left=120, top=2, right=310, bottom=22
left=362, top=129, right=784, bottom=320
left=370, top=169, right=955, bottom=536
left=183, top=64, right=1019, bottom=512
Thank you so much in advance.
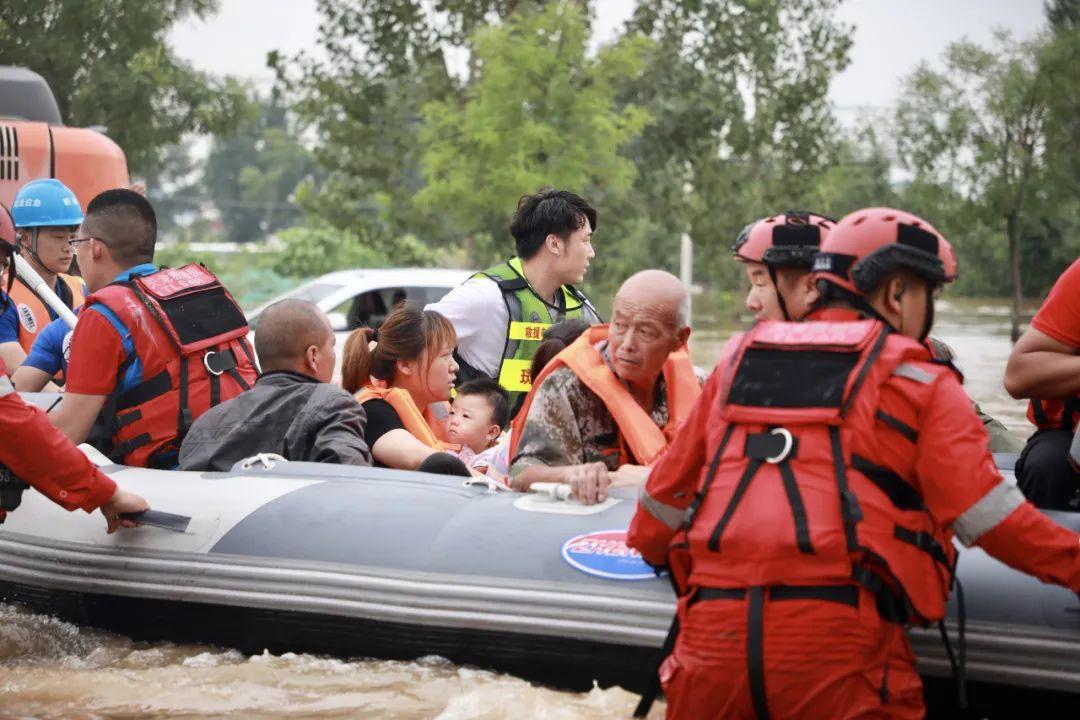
left=620, top=0, right=853, bottom=300
left=203, top=96, right=317, bottom=244
left=0, top=0, right=246, bottom=173
left=274, top=0, right=546, bottom=253
left=418, top=1, right=651, bottom=265
left=806, top=124, right=897, bottom=217
left=894, top=32, right=1060, bottom=340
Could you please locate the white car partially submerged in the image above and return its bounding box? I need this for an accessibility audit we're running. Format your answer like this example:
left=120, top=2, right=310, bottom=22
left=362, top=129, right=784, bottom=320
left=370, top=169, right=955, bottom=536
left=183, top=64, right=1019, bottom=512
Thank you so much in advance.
left=245, top=268, right=474, bottom=374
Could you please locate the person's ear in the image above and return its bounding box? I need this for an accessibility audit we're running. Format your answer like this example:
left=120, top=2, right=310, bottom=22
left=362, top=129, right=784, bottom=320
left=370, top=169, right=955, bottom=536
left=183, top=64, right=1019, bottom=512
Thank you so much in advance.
left=885, top=276, right=906, bottom=314
left=305, top=344, right=319, bottom=371
left=91, top=237, right=107, bottom=262
left=485, top=423, right=501, bottom=445
left=802, top=273, right=820, bottom=306
left=396, top=358, right=415, bottom=377
left=675, top=325, right=691, bottom=347
left=545, top=233, right=563, bottom=256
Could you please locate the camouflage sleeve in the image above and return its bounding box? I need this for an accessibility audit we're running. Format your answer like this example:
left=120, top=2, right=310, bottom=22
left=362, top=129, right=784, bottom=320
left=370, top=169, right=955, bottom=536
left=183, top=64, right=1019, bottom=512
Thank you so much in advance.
left=509, top=367, right=589, bottom=477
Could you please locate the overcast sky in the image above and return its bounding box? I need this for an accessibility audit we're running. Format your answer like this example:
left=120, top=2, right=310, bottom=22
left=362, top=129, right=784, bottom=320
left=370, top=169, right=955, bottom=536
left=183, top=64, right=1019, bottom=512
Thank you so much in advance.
left=169, top=0, right=1047, bottom=116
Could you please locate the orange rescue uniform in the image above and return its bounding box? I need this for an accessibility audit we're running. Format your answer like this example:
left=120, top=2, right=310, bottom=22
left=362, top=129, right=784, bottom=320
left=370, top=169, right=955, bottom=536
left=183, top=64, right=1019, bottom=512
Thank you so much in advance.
left=628, top=309, right=1080, bottom=719
left=0, top=360, right=116, bottom=524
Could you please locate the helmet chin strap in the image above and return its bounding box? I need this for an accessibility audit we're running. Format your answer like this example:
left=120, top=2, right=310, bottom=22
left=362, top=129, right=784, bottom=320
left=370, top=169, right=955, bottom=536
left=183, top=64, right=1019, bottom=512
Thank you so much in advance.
left=890, top=284, right=936, bottom=342
left=22, top=228, right=46, bottom=271
left=766, top=265, right=793, bottom=321
left=918, top=284, right=936, bottom=342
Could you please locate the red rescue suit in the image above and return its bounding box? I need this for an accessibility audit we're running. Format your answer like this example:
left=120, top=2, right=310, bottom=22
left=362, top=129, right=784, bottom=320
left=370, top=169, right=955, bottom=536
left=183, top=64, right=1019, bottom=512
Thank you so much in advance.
left=628, top=311, right=1080, bottom=719
left=0, top=360, right=117, bottom=524
left=89, top=264, right=257, bottom=468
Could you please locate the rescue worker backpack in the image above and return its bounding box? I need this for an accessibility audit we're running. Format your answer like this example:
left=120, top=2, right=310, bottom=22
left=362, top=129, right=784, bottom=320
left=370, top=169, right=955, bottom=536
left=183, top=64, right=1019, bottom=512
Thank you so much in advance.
left=684, top=319, right=957, bottom=625
left=88, top=264, right=257, bottom=468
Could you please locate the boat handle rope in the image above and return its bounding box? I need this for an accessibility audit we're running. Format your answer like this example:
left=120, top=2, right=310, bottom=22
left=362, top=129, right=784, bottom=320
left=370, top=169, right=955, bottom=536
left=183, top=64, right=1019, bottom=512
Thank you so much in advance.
left=238, top=453, right=287, bottom=470
left=118, top=510, right=192, bottom=533
left=529, top=482, right=574, bottom=501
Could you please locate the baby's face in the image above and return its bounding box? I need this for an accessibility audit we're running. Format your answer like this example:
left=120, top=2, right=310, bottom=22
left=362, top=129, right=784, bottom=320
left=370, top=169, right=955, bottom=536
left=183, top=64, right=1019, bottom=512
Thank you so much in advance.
left=447, top=394, right=497, bottom=453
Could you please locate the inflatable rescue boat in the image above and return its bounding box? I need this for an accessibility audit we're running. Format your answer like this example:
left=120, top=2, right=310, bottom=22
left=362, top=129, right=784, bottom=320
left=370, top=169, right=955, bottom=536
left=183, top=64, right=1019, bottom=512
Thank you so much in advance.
left=0, top=399, right=1077, bottom=700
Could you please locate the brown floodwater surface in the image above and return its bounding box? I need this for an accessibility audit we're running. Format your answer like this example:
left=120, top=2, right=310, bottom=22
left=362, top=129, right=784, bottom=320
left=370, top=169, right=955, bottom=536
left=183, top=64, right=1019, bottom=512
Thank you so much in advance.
left=0, top=300, right=1029, bottom=719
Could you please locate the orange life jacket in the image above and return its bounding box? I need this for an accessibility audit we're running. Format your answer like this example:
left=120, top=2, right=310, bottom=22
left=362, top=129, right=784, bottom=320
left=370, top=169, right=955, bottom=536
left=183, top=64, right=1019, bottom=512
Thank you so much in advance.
left=684, top=319, right=956, bottom=625
left=89, top=264, right=257, bottom=468
left=7, top=272, right=85, bottom=353
left=1027, top=398, right=1080, bottom=432
left=354, top=386, right=459, bottom=452
left=508, top=324, right=701, bottom=466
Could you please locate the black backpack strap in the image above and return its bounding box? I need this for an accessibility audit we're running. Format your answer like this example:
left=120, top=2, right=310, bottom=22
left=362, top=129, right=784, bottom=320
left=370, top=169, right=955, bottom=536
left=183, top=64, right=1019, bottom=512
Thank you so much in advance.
left=177, top=354, right=192, bottom=441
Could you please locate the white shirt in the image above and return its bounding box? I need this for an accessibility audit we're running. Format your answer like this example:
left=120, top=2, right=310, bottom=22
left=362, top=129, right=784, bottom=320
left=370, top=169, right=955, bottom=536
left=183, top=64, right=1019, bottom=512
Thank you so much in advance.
left=426, top=275, right=601, bottom=378
left=426, top=277, right=509, bottom=377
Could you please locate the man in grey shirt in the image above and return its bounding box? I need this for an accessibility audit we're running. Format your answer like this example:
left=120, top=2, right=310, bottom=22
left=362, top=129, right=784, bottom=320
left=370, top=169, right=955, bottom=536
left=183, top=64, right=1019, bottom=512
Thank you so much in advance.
left=179, top=299, right=371, bottom=471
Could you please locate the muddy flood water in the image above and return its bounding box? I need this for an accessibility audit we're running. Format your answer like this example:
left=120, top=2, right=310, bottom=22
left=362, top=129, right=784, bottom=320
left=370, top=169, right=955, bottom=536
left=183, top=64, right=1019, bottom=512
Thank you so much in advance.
left=0, top=300, right=1036, bottom=718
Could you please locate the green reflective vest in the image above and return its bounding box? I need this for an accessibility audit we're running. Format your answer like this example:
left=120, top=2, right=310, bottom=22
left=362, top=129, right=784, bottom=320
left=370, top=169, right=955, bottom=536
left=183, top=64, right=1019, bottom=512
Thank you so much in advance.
left=473, top=257, right=599, bottom=408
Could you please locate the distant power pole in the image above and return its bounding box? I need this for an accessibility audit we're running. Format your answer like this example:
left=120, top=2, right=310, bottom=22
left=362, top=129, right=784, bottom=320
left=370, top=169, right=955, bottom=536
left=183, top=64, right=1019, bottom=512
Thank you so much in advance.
left=680, top=232, right=693, bottom=324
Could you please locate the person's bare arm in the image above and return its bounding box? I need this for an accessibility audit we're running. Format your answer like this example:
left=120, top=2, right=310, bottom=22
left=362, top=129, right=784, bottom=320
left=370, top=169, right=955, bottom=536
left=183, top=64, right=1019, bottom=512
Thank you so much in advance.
left=370, top=428, right=439, bottom=470
left=0, top=341, right=25, bottom=375
left=1003, top=327, right=1080, bottom=400
left=49, top=392, right=107, bottom=444
left=12, top=364, right=55, bottom=392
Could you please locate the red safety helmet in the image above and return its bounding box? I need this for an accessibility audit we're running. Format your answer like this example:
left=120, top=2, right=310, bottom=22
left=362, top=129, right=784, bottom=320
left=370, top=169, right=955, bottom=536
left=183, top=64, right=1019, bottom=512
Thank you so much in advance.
left=812, top=207, right=957, bottom=296
left=732, top=211, right=835, bottom=268
left=0, top=203, right=17, bottom=296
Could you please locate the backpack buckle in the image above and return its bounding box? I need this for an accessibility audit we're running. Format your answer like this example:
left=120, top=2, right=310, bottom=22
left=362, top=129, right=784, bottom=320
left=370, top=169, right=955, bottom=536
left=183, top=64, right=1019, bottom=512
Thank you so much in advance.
left=204, top=349, right=234, bottom=377
left=765, top=428, right=794, bottom=464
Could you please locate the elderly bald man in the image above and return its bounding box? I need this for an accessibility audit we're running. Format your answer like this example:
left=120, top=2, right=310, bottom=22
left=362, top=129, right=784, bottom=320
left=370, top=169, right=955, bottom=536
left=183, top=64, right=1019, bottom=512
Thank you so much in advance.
left=179, top=299, right=372, bottom=471
left=508, top=270, right=704, bottom=503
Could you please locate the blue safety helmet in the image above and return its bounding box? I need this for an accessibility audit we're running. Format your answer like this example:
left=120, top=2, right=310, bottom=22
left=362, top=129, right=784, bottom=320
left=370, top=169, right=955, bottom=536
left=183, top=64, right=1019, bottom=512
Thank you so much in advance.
left=11, top=178, right=84, bottom=229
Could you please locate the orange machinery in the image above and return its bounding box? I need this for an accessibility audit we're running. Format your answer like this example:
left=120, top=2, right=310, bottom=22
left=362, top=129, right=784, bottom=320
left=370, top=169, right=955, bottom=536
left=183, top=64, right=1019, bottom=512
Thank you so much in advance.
left=0, top=66, right=129, bottom=212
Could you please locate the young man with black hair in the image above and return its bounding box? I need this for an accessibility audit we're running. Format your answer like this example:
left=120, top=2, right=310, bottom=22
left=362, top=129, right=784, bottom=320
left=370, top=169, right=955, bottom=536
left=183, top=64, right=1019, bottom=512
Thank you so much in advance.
left=426, top=188, right=602, bottom=414
left=50, top=189, right=257, bottom=468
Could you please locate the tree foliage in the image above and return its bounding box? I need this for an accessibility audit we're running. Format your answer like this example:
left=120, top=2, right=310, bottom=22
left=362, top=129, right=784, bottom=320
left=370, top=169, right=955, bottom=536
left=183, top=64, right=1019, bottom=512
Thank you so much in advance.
left=273, top=0, right=546, bottom=253
left=234, top=0, right=1080, bottom=310
left=203, top=97, right=318, bottom=244
left=418, top=1, right=651, bottom=264
left=617, top=0, right=852, bottom=293
left=893, top=29, right=1080, bottom=336
left=0, top=0, right=247, bottom=174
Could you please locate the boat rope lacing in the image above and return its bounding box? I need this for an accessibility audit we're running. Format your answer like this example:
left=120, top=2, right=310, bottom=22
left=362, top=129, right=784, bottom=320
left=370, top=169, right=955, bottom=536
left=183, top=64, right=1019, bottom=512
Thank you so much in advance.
left=462, top=477, right=508, bottom=493
left=238, top=453, right=287, bottom=470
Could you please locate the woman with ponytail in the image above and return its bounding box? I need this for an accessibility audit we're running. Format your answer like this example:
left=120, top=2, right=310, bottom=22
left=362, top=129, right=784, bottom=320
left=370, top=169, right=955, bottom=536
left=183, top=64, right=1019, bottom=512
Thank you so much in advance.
left=342, top=304, right=463, bottom=471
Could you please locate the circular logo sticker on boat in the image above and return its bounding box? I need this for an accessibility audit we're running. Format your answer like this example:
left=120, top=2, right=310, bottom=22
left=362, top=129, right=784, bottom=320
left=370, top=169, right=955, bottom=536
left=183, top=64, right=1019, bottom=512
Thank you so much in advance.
left=561, top=530, right=656, bottom=581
